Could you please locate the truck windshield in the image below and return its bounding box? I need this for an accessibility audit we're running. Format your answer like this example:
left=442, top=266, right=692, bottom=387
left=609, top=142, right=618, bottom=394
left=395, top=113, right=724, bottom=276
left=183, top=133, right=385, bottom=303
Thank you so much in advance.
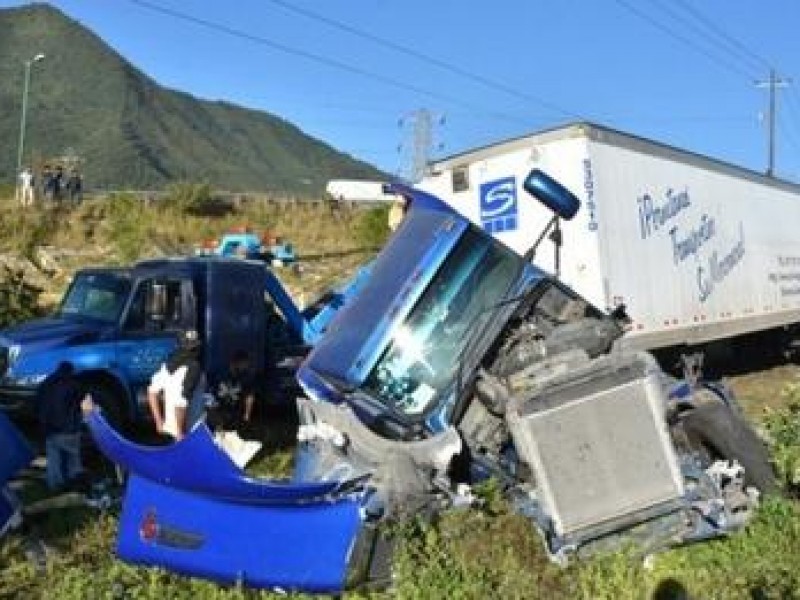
left=59, top=272, right=131, bottom=323
left=362, top=229, right=520, bottom=418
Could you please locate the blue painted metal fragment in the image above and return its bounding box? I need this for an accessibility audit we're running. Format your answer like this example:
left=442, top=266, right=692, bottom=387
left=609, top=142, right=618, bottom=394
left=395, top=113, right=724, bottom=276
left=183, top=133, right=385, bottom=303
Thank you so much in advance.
left=86, top=409, right=364, bottom=592
left=85, top=409, right=341, bottom=502
left=118, top=475, right=361, bottom=592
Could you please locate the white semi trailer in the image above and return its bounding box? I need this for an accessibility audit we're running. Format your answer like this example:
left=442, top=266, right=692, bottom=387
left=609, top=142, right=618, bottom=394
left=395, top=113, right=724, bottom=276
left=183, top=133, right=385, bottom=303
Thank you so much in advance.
left=420, top=122, right=800, bottom=352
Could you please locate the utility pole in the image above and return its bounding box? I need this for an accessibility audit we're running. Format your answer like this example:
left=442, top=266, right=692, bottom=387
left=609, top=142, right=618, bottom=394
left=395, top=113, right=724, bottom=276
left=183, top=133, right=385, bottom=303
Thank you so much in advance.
left=755, top=69, right=791, bottom=177
left=16, top=53, right=46, bottom=176
left=398, top=109, right=445, bottom=182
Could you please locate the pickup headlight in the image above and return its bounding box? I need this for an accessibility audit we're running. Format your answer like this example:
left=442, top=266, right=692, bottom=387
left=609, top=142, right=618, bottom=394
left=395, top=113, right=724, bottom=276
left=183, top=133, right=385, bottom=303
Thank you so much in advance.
left=8, top=344, right=21, bottom=366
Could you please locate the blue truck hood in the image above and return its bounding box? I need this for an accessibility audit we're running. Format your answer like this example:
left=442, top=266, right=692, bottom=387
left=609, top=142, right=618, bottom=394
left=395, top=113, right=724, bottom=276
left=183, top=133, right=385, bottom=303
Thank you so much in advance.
left=0, top=315, right=102, bottom=348
left=299, top=185, right=467, bottom=395
left=86, top=409, right=364, bottom=592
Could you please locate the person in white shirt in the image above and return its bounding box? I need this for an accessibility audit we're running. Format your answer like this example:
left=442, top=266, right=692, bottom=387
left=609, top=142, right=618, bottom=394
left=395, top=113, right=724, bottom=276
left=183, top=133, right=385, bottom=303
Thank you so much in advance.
left=147, top=329, right=205, bottom=441
left=18, top=167, right=35, bottom=208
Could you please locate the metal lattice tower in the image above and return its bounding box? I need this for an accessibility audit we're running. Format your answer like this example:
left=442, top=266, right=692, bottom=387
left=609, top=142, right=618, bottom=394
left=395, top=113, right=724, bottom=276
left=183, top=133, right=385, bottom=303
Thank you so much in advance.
left=398, top=109, right=444, bottom=182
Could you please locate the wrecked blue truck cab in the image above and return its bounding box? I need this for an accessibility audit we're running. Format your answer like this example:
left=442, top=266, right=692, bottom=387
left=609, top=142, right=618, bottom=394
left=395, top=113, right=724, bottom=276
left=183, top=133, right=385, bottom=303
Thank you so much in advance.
left=295, top=171, right=774, bottom=559
left=91, top=171, right=775, bottom=592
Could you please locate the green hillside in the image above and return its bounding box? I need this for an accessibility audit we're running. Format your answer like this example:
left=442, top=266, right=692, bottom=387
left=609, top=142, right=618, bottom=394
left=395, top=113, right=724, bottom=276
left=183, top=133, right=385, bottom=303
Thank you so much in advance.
left=0, top=3, right=383, bottom=193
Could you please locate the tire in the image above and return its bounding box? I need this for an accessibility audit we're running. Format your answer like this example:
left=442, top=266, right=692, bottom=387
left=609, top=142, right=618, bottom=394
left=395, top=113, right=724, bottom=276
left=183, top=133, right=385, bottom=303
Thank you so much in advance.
left=79, top=381, right=128, bottom=434
left=680, top=402, right=777, bottom=494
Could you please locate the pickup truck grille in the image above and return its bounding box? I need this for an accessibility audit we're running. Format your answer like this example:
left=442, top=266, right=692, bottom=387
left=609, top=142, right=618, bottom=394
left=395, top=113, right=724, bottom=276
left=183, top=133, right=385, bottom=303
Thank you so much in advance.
left=0, top=346, right=7, bottom=379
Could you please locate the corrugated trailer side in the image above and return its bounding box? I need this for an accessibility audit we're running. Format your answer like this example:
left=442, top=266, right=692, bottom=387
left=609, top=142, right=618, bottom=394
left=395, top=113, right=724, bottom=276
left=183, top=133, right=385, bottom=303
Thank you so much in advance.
left=423, top=122, right=800, bottom=352
left=585, top=127, right=800, bottom=350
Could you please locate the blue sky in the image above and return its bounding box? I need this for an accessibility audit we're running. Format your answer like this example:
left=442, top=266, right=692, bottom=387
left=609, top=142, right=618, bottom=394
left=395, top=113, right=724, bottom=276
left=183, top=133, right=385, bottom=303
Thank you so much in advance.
left=5, top=0, right=800, bottom=181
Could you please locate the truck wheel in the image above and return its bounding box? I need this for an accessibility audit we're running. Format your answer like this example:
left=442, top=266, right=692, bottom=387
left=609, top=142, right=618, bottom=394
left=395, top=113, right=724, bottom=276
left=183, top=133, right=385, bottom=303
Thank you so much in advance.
left=680, top=402, right=777, bottom=494
left=80, top=382, right=128, bottom=434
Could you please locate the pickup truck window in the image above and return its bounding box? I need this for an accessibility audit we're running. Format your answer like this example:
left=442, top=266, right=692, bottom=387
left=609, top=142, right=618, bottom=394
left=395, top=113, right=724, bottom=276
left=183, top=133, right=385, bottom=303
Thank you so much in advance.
left=363, top=228, right=520, bottom=418
left=124, top=279, right=190, bottom=332
left=59, top=273, right=131, bottom=324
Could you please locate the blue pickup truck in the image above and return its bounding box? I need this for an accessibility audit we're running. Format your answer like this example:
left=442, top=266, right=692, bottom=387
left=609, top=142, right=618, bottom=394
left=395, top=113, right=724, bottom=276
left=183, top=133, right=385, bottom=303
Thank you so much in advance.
left=0, top=256, right=362, bottom=427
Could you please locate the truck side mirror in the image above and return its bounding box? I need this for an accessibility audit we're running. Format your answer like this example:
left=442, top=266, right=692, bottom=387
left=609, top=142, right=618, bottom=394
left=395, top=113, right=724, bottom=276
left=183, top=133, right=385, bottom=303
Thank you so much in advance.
left=523, top=169, right=580, bottom=220
left=145, top=282, right=168, bottom=322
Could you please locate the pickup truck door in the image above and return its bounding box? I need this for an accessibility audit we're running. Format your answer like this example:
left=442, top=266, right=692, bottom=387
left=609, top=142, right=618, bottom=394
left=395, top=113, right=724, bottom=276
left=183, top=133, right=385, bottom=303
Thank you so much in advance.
left=115, top=278, right=195, bottom=390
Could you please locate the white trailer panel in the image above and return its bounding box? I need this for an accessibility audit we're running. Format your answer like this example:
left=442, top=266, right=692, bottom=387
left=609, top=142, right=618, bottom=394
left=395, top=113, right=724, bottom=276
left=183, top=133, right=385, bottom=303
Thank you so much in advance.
left=421, top=123, right=800, bottom=350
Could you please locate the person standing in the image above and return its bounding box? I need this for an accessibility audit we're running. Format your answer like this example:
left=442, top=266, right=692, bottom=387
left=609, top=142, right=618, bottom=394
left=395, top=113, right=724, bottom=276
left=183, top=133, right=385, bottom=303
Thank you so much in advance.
left=41, top=165, right=54, bottom=203
left=18, top=167, right=35, bottom=208
left=36, top=363, right=85, bottom=491
left=66, top=170, right=83, bottom=206
left=53, top=165, right=64, bottom=203
left=147, top=329, right=206, bottom=441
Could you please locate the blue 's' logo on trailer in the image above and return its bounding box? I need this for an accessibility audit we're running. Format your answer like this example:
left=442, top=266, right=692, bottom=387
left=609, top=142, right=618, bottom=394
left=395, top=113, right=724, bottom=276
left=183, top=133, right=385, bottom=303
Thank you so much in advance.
left=480, top=177, right=518, bottom=233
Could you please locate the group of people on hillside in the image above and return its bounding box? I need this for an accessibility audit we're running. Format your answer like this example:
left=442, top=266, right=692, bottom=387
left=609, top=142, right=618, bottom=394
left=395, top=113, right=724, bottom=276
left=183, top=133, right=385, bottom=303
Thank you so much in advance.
left=17, top=165, right=83, bottom=208
left=38, top=329, right=261, bottom=496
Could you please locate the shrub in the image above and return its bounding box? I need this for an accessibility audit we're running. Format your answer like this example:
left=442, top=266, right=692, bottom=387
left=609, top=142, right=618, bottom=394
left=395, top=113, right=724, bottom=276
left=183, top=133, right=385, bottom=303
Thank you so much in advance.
left=763, top=384, right=800, bottom=490
left=0, top=266, right=43, bottom=327
left=354, top=205, right=390, bottom=249
left=107, top=193, right=149, bottom=263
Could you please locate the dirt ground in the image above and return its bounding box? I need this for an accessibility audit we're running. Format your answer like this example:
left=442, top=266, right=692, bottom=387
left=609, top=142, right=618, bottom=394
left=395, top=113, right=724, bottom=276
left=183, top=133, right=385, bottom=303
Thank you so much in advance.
left=725, top=362, right=800, bottom=419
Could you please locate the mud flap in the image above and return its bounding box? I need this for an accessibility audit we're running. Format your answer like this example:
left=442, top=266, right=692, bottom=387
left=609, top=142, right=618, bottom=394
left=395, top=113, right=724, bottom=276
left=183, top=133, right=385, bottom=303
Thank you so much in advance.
left=86, top=410, right=365, bottom=592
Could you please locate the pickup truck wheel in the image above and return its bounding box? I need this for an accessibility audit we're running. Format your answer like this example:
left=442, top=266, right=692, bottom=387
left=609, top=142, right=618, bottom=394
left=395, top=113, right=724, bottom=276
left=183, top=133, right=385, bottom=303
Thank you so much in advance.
left=680, top=402, right=777, bottom=494
left=80, top=382, right=128, bottom=434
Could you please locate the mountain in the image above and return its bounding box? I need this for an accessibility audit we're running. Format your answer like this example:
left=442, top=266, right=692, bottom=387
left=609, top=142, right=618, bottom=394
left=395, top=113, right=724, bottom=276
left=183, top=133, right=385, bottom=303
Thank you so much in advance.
left=0, top=4, right=384, bottom=193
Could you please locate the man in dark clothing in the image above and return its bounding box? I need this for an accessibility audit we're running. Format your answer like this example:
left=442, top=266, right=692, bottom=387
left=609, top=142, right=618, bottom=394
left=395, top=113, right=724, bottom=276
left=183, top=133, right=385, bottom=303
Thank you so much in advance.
left=207, top=350, right=261, bottom=468
left=66, top=170, right=82, bottom=206
left=211, top=350, right=256, bottom=433
left=37, top=363, right=84, bottom=491
left=53, top=166, right=64, bottom=202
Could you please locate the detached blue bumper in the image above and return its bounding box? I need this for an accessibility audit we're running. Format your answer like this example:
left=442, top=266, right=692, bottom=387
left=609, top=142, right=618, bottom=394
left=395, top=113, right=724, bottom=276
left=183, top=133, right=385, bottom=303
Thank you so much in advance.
left=86, top=411, right=366, bottom=593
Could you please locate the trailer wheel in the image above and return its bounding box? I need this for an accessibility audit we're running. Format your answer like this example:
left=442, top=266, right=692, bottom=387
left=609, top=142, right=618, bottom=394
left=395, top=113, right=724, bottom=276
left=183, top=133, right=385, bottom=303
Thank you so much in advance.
left=680, top=402, right=777, bottom=494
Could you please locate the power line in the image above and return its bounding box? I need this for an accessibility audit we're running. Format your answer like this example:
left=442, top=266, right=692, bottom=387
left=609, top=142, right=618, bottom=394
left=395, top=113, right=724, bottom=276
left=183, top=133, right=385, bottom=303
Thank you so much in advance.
left=670, top=0, right=771, bottom=73
left=262, top=0, right=582, bottom=120
left=649, top=0, right=763, bottom=77
left=609, top=0, right=757, bottom=81
left=128, top=0, right=537, bottom=128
